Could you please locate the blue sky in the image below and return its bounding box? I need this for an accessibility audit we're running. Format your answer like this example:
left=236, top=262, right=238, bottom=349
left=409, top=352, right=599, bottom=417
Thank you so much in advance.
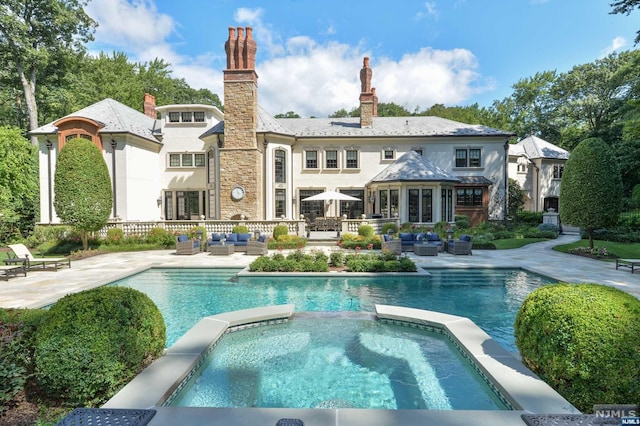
left=86, top=0, right=638, bottom=118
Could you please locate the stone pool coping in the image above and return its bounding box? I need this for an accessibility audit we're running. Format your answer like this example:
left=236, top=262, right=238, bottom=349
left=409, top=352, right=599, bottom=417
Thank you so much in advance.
left=104, top=304, right=578, bottom=425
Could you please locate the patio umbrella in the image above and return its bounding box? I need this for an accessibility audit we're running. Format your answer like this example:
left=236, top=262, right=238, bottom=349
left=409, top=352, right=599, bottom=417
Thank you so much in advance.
left=301, top=190, right=361, bottom=203
left=302, top=191, right=361, bottom=236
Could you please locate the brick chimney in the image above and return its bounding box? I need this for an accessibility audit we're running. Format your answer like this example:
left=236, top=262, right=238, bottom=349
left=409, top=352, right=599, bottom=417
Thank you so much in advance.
left=221, top=26, right=263, bottom=220
left=359, top=57, right=374, bottom=128
left=143, top=93, right=156, bottom=119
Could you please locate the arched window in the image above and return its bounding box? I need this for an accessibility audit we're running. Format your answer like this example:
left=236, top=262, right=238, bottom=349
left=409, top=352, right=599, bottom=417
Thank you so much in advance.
left=275, top=149, right=286, bottom=183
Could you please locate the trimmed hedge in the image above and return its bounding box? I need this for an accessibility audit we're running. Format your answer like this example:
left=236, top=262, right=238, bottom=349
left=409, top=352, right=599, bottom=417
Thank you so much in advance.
left=34, top=287, right=165, bottom=406
left=515, top=283, right=640, bottom=412
left=0, top=309, right=49, bottom=412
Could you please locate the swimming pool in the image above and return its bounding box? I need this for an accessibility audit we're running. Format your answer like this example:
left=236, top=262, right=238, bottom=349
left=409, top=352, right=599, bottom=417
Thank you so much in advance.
left=169, top=315, right=509, bottom=410
left=111, top=268, right=554, bottom=352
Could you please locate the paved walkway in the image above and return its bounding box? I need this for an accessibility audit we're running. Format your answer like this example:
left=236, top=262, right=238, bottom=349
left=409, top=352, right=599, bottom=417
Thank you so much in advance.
left=1, top=234, right=639, bottom=309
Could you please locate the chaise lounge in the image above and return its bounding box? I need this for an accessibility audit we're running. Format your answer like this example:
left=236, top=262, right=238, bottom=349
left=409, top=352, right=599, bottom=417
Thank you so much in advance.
left=8, top=244, right=71, bottom=271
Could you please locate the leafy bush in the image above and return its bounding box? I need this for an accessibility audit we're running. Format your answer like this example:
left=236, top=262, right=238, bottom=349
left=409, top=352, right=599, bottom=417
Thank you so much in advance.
left=25, top=225, right=74, bottom=247
left=358, top=225, right=374, bottom=238
left=618, top=211, right=640, bottom=231
left=0, top=309, right=48, bottom=412
left=399, top=222, right=412, bottom=232
left=232, top=225, right=249, bottom=234
left=433, top=221, right=450, bottom=236
left=381, top=223, right=398, bottom=235
left=536, top=223, right=559, bottom=233
left=330, top=251, right=345, bottom=266
left=267, top=235, right=307, bottom=249
left=515, top=283, right=640, bottom=412
left=338, top=234, right=381, bottom=250
left=273, top=225, right=289, bottom=240
left=514, top=211, right=543, bottom=227
left=145, top=227, right=175, bottom=247
left=35, top=287, right=165, bottom=406
left=454, top=215, right=471, bottom=230
left=522, top=228, right=558, bottom=239
left=105, top=228, right=124, bottom=245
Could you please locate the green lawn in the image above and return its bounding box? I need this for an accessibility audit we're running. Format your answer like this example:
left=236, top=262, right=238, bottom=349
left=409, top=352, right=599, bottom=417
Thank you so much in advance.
left=490, top=238, right=547, bottom=249
left=553, top=239, right=640, bottom=260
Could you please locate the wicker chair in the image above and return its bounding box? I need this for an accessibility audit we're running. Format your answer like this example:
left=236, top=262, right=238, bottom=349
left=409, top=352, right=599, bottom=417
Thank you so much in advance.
left=246, top=240, right=268, bottom=256
left=446, top=239, right=473, bottom=255
left=381, top=239, right=401, bottom=255
left=175, top=235, right=200, bottom=255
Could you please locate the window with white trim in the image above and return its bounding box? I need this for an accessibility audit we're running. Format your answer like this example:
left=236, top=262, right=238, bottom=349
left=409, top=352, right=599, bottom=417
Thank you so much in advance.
left=275, top=149, right=286, bottom=183
left=168, top=152, right=206, bottom=168
left=305, top=150, right=318, bottom=169
left=383, top=149, right=395, bottom=160
left=167, top=110, right=206, bottom=124
left=325, top=150, right=338, bottom=169
left=345, top=149, right=358, bottom=168
left=553, top=164, right=564, bottom=179
left=455, top=148, right=482, bottom=168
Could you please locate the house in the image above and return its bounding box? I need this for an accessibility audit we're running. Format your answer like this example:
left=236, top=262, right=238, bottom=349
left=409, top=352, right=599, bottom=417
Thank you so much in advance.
left=508, top=135, right=569, bottom=213
left=31, top=26, right=515, bottom=228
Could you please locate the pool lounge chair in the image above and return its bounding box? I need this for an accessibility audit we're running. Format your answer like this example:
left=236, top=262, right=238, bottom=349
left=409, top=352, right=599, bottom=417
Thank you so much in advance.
left=8, top=244, right=71, bottom=271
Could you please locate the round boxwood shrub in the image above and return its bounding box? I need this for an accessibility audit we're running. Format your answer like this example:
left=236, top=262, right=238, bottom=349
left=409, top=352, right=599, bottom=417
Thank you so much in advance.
left=515, top=283, right=640, bottom=412
left=34, top=287, right=166, bottom=406
left=273, top=225, right=288, bottom=240
left=232, top=225, right=249, bottom=234
left=381, top=223, right=398, bottom=235
left=358, top=225, right=374, bottom=238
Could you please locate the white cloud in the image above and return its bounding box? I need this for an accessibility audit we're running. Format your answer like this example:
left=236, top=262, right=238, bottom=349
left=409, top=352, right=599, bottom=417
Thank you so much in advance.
left=601, top=36, right=627, bottom=57
left=416, top=1, right=439, bottom=20
left=86, top=0, right=175, bottom=54
left=85, top=1, right=491, bottom=117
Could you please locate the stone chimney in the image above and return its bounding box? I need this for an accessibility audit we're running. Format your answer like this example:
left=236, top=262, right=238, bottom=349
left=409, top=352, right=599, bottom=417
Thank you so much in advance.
left=221, top=26, right=263, bottom=220
left=359, top=57, right=374, bottom=128
left=143, top=93, right=156, bottom=119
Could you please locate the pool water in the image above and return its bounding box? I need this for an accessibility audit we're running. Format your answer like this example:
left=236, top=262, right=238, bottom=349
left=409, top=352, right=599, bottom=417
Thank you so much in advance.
left=111, top=268, right=554, bottom=352
left=169, top=316, right=509, bottom=410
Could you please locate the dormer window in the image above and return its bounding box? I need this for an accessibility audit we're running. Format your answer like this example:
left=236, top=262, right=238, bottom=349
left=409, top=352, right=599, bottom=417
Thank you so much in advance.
left=166, top=110, right=206, bottom=124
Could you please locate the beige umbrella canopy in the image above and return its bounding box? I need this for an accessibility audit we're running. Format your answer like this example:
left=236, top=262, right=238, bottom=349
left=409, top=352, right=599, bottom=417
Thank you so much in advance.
left=301, top=190, right=361, bottom=203
left=302, top=191, right=361, bottom=236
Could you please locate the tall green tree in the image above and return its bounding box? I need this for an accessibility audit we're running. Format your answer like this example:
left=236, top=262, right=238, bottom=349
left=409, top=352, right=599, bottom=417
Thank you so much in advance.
left=507, top=178, right=526, bottom=219
left=0, top=126, right=38, bottom=241
left=0, top=0, right=96, bottom=143
left=559, top=137, right=623, bottom=248
left=54, top=138, right=112, bottom=250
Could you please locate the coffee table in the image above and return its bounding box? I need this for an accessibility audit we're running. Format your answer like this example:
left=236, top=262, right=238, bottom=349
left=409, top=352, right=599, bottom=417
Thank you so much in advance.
left=209, top=244, right=234, bottom=255
left=414, top=244, right=438, bottom=256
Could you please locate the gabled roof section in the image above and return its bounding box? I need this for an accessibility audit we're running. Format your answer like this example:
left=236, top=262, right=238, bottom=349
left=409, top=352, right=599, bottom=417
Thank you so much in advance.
left=30, top=98, right=161, bottom=144
left=369, top=150, right=460, bottom=183
left=514, top=135, right=569, bottom=160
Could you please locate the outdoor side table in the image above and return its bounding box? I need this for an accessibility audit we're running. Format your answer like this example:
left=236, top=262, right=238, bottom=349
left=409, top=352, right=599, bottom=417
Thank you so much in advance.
left=209, top=244, right=234, bottom=255
left=414, top=244, right=438, bottom=256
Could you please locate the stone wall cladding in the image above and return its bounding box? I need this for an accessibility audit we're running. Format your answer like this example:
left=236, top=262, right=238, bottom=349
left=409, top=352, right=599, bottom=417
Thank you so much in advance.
left=219, top=148, right=263, bottom=219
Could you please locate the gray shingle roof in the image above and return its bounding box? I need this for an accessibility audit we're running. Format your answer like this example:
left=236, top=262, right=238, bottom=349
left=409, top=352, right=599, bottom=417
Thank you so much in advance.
left=369, top=150, right=460, bottom=183
left=30, top=98, right=161, bottom=144
left=201, top=106, right=515, bottom=139
left=514, top=135, right=569, bottom=160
